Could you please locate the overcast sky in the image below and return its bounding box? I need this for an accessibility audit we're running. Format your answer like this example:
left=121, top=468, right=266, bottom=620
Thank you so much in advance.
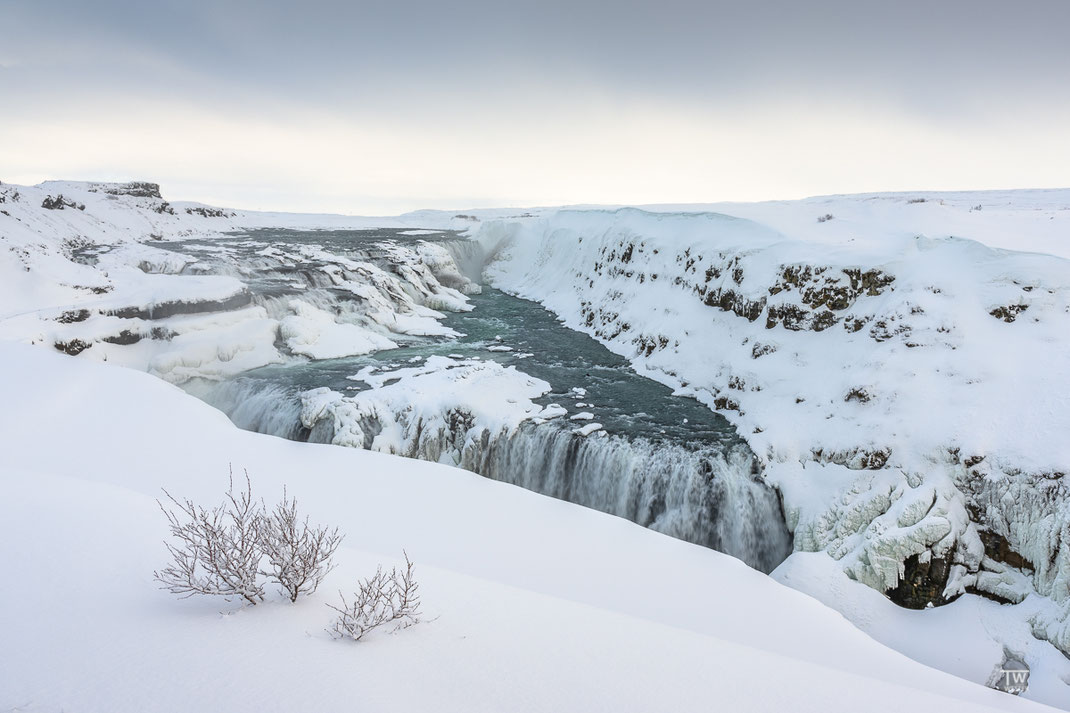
left=2, top=0, right=1068, bottom=214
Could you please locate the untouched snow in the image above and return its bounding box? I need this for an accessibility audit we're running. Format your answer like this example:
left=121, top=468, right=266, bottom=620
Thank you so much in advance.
left=634, top=190, right=1070, bottom=261
left=0, top=342, right=1057, bottom=713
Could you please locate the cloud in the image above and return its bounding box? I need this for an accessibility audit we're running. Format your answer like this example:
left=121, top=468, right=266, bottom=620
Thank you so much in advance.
left=3, top=0, right=1068, bottom=211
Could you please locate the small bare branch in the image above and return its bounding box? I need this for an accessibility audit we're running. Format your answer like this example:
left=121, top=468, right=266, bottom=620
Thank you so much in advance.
left=328, top=552, right=422, bottom=641
left=260, top=488, right=344, bottom=602
left=154, top=468, right=265, bottom=605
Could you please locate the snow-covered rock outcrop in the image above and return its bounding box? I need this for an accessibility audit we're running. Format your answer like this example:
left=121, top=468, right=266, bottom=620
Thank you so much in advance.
left=474, top=196, right=1070, bottom=654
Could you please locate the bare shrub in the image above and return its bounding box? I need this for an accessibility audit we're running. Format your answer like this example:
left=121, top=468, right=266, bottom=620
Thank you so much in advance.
left=156, top=471, right=345, bottom=606
left=817, top=213, right=834, bottom=223
left=328, top=553, right=422, bottom=641
left=154, top=471, right=266, bottom=605
left=260, top=490, right=344, bottom=602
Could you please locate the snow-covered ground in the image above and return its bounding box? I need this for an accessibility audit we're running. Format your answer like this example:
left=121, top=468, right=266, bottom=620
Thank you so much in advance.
left=472, top=193, right=1070, bottom=702
left=0, top=342, right=1057, bottom=713
left=2, top=179, right=1070, bottom=709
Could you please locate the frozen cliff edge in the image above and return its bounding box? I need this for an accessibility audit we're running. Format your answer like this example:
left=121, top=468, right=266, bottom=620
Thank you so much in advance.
left=295, top=356, right=793, bottom=572
left=0, top=180, right=483, bottom=383
left=473, top=199, right=1070, bottom=657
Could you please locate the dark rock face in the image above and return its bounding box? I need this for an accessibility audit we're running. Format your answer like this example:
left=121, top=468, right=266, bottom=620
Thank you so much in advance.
left=57, top=309, right=92, bottom=324
left=751, top=342, right=776, bottom=359
left=53, top=338, right=92, bottom=356
left=765, top=303, right=809, bottom=330
left=979, top=529, right=1033, bottom=572
left=105, top=290, right=251, bottom=320
left=41, top=195, right=85, bottom=211
left=887, top=554, right=953, bottom=609
left=990, top=304, right=1029, bottom=322
left=704, top=287, right=765, bottom=322
left=810, top=446, right=890, bottom=470
left=761, top=265, right=895, bottom=332
left=101, top=330, right=142, bottom=346
left=185, top=206, right=236, bottom=218
left=810, top=310, right=838, bottom=331
left=844, top=387, right=872, bottom=403
left=713, top=395, right=740, bottom=412
left=585, top=238, right=902, bottom=340
left=101, top=182, right=163, bottom=199
left=843, top=268, right=896, bottom=298
left=695, top=261, right=897, bottom=334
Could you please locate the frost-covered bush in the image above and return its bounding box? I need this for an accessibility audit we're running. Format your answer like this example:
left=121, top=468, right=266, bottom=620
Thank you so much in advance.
left=155, top=471, right=342, bottom=605
left=328, top=553, right=422, bottom=641
left=155, top=471, right=266, bottom=605
left=261, top=490, right=343, bottom=602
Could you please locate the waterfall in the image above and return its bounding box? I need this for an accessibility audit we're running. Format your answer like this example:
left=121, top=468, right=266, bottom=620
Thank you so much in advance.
left=184, top=379, right=307, bottom=440
left=441, top=239, right=488, bottom=283
left=464, top=422, right=792, bottom=573
left=190, top=376, right=793, bottom=573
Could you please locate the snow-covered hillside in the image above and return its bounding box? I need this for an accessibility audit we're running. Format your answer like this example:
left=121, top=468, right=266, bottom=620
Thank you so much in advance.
left=0, top=342, right=1056, bottom=713
left=3, top=179, right=1070, bottom=708
left=473, top=194, right=1070, bottom=669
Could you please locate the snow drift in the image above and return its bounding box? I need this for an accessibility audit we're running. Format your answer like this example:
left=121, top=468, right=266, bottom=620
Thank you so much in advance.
left=0, top=342, right=1058, bottom=713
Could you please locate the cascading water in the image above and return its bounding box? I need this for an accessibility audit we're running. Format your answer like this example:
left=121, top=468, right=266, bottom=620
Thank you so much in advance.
left=185, top=379, right=307, bottom=440
left=160, top=228, right=794, bottom=573
left=463, top=424, right=790, bottom=573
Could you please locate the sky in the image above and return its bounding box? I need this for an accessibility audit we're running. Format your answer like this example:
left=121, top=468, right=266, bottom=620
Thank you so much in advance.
left=2, top=0, right=1069, bottom=215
